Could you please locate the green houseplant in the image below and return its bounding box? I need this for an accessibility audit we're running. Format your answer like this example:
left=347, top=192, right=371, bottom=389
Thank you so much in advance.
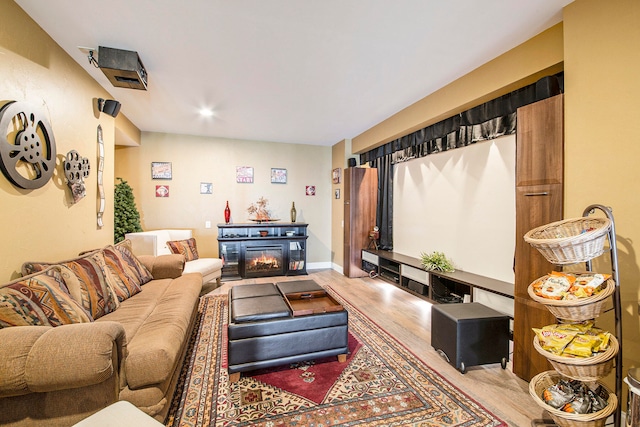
left=420, top=251, right=455, bottom=273
left=114, top=177, right=143, bottom=243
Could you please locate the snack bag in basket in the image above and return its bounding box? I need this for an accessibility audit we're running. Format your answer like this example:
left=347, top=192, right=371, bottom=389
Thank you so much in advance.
left=568, top=273, right=610, bottom=298
left=533, top=325, right=578, bottom=355
left=533, top=271, right=575, bottom=299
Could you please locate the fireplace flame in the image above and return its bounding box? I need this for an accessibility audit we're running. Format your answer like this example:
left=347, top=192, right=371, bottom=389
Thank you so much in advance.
left=249, top=252, right=280, bottom=270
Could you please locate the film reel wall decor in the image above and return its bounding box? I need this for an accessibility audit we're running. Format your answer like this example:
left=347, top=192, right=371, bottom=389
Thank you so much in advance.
left=64, top=150, right=90, bottom=203
left=0, top=101, right=57, bottom=190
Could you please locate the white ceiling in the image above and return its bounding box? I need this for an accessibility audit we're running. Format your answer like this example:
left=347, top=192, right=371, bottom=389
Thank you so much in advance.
left=15, top=0, right=572, bottom=147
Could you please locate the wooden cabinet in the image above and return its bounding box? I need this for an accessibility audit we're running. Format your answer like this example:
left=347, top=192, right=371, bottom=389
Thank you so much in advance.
left=343, top=167, right=377, bottom=278
left=512, top=94, right=564, bottom=381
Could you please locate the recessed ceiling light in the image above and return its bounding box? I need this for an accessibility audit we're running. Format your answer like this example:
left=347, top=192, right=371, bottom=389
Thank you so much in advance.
left=199, top=107, right=214, bottom=117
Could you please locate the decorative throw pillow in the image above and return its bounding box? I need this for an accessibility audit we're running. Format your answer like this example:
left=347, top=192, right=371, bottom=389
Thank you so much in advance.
left=22, top=251, right=119, bottom=320
left=0, top=267, right=92, bottom=328
left=101, top=246, right=143, bottom=302
left=166, top=238, right=199, bottom=261
left=114, top=240, right=153, bottom=285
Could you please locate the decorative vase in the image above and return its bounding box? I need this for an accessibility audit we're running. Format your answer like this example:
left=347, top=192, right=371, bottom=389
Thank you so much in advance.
left=290, top=202, right=297, bottom=223
left=224, top=201, right=231, bottom=224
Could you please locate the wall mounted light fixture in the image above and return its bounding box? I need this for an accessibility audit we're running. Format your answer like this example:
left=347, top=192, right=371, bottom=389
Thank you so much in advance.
left=97, top=98, right=121, bottom=118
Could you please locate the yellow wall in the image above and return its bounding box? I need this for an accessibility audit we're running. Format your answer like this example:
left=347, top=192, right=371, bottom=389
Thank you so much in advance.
left=563, top=0, right=640, bottom=374
left=331, top=139, right=347, bottom=270
left=0, top=1, right=118, bottom=280
left=352, top=23, right=565, bottom=154
left=345, top=0, right=640, bottom=397
left=115, top=132, right=332, bottom=265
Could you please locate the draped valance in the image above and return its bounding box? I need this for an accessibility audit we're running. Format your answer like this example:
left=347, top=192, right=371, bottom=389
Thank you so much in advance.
left=360, top=73, right=563, bottom=165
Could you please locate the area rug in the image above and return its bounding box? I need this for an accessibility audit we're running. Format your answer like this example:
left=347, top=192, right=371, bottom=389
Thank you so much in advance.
left=166, top=289, right=506, bottom=427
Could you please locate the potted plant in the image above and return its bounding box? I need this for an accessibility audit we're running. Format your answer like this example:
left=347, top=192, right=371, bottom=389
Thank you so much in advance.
left=114, top=177, right=143, bottom=242
left=420, top=251, right=455, bottom=273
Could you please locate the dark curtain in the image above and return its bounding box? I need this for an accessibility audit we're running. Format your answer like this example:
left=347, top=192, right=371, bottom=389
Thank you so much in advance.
left=372, top=155, right=393, bottom=250
left=360, top=73, right=563, bottom=165
left=360, top=73, right=564, bottom=252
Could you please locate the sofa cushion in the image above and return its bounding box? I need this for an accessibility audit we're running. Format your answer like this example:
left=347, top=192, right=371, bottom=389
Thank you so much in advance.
left=0, top=267, right=92, bottom=327
left=114, top=242, right=153, bottom=286
left=166, top=238, right=199, bottom=261
left=107, top=273, right=202, bottom=389
left=22, top=251, right=118, bottom=320
left=182, top=257, right=222, bottom=276
left=101, top=246, right=143, bottom=302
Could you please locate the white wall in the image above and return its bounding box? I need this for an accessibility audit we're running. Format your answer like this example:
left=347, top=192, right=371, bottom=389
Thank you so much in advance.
left=393, top=135, right=516, bottom=283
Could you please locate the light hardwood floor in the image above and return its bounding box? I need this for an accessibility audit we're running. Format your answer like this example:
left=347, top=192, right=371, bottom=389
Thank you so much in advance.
left=206, top=268, right=547, bottom=427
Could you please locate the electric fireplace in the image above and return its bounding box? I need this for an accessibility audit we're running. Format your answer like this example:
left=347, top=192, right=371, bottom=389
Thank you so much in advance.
left=244, top=245, right=285, bottom=278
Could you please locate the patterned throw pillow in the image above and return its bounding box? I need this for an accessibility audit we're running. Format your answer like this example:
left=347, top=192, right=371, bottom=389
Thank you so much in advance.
left=166, top=238, right=199, bottom=261
left=114, top=240, right=153, bottom=286
left=22, top=251, right=119, bottom=320
left=0, top=267, right=92, bottom=328
left=101, top=246, right=143, bottom=302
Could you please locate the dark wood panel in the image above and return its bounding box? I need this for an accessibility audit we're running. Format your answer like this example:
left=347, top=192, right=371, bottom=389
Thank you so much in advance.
left=514, top=184, right=563, bottom=299
left=344, top=168, right=378, bottom=278
left=516, top=94, right=564, bottom=187
left=512, top=94, right=564, bottom=382
left=512, top=297, right=555, bottom=380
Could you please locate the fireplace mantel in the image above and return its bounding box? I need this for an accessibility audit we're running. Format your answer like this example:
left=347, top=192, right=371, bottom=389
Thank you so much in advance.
left=217, top=222, right=308, bottom=280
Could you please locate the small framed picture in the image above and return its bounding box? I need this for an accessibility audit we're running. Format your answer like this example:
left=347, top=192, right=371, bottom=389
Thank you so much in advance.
left=335, top=188, right=340, bottom=199
left=151, top=162, right=172, bottom=180
left=200, top=182, right=213, bottom=194
left=271, top=168, right=287, bottom=184
left=332, top=167, right=341, bottom=184
left=305, top=185, right=316, bottom=196
left=236, top=166, right=254, bottom=183
left=155, top=185, right=170, bottom=197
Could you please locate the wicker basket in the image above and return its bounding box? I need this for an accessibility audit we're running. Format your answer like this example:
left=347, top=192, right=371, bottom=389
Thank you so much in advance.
left=528, top=278, right=615, bottom=322
left=524, top=217, right=611, bottom=265
left=533, top=334, right=619, bottom=381
left=529, top=371, right=618, bottom=427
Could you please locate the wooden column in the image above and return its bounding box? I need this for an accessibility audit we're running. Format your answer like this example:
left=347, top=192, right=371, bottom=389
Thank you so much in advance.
left=343, top=167, right=378, bottom=278
left=512, top=94, right=564, bottom=381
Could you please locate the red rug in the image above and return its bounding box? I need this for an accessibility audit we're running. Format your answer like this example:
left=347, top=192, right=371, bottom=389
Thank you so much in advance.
left=166, top=289, right=506, bottom=427
left=238, top=333, right=362, bottom=405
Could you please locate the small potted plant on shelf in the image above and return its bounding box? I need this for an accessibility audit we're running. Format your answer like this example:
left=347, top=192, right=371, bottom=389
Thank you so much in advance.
left=420, top=251, right=455, bottom=273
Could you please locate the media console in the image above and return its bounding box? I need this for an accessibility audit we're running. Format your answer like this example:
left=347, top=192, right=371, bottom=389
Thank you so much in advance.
left=218, top=223, right=308, bottom=280
left=362, top=249, right=514, bottom=320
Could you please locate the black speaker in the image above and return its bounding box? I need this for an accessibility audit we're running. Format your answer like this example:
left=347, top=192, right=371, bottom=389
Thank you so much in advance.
left=348, top=157, right=357, bottom=167
left=98, top=98, right=121, bottom=117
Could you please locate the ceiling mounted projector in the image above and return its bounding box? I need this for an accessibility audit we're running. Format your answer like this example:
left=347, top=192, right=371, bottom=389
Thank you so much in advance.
left=97, top=46, right=147, bottom=90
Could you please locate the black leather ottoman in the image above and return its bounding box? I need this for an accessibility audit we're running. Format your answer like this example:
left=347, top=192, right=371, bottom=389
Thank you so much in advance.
left=227, top=281, right=348, bottom=382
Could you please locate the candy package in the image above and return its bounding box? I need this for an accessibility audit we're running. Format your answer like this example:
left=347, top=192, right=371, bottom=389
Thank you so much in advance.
left=541, top=378, right=609, bottom=414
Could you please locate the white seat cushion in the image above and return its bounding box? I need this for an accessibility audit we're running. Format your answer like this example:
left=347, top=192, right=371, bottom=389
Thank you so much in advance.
left=183, top=258, right=222, bottom=284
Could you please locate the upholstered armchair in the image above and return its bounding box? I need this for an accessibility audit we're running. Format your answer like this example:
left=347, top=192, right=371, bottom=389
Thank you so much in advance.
left=125, top=229, right=222, bottom=285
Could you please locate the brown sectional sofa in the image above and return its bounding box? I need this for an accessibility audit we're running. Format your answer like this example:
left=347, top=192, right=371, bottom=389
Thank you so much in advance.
left=0, top=242, right=202, bottom=426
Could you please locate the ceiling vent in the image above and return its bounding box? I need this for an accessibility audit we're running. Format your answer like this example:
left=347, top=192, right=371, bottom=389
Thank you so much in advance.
left=97, top=46, right=148, bottom=90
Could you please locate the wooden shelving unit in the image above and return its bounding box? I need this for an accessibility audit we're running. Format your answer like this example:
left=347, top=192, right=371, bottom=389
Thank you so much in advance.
left=362, top=249, right=514, bottom=318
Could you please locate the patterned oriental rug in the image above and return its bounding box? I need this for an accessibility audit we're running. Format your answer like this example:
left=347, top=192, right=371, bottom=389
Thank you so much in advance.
left=166, top=289, right=506, bottom=427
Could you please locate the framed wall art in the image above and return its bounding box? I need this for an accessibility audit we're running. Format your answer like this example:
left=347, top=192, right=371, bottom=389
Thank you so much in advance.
left=271, top=168, right=287, bottom=184
left=335, top=188, right=340, bottom=199
left=236, top=166, right=254, bottom=183
left=200, top=182, right=213, bottom=194
left=151, top=162, right=172, bottom=180
left=305, top=185, right=316, bottom=196
left=155, top=185, right=170, bottom=197
left=332, top=167, right=341, bottom=184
